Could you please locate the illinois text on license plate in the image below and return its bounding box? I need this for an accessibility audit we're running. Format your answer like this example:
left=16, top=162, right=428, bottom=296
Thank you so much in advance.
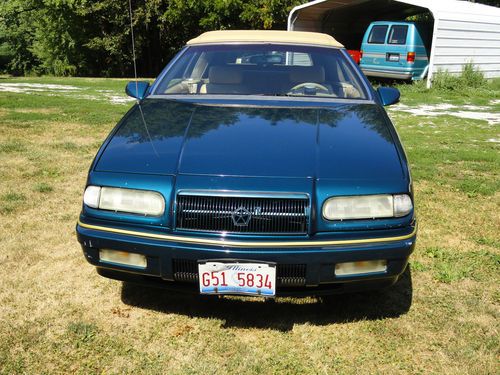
left=198, top=261, right=276, bottom=296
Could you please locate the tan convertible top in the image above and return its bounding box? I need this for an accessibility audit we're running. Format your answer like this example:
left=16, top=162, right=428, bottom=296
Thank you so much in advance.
left=187, top=30, right=343, bottom=48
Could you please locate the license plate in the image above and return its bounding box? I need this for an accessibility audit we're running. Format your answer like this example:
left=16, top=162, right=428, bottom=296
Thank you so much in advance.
left=387, top=53, right=400, bottom=62
left=198, top=261, right=276, bottom=296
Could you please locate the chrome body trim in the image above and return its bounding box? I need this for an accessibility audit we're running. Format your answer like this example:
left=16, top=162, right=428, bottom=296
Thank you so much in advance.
left=77, top=219, right=418, bottom=248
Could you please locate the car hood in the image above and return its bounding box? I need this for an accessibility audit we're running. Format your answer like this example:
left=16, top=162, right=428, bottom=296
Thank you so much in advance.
left=95, top=98, right=405, bottom=180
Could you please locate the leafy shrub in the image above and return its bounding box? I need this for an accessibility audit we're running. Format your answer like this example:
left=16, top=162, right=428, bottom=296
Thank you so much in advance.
left=431, top=63, right=486, bottom=91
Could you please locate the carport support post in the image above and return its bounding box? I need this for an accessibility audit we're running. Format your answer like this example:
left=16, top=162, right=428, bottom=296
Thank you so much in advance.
left=426, top=15, right=440, bottom=89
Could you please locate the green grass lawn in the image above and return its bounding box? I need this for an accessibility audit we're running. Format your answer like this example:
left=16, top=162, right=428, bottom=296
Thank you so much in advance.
left=0, top=76, right=498, bottom=374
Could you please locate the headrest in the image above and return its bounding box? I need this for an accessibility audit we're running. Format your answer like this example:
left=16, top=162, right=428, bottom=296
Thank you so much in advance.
left=289, top=66, right=325, bottom=84
left=208, top=66, right=243, bottom=85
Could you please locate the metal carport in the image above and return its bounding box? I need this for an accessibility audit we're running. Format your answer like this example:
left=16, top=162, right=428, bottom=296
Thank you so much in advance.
left=288, top=0, right=500, bottom=86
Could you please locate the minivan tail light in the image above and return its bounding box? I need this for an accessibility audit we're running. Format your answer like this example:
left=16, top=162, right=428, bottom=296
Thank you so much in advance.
left=407, top=52, right=415, bottom=63
left=360, top=50, right=363, bottom=61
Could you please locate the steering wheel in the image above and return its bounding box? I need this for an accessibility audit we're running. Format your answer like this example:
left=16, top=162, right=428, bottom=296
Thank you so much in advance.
left=288, top=82, right=330, bottom=95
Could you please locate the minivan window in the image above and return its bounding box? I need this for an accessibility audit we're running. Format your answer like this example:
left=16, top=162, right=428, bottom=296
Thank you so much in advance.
left=368, top=25, right=388, bottom=44
left=388, top=25, right=409, bottom=45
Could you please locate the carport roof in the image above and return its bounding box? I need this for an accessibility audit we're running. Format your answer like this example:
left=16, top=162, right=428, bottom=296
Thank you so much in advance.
left=288, top=0, right=500, bottom=29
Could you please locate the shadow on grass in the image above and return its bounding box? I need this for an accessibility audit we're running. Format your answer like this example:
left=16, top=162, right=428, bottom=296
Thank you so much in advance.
left=368, top=77, right=411, bottom=87
left=121, top=267, right=412, bottom=331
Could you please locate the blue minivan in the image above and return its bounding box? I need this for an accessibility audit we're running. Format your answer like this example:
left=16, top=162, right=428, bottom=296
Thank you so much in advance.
left=360, top=21, right=431, bottom=80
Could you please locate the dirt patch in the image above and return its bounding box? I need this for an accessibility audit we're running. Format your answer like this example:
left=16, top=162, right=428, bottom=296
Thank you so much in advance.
left=0, top=83, right=81, bottom=93
left=0, top=83, right=134, bottom=105
left=12, top=108, right=59, bottom=114
left=390, top=103, right=500, bottom=125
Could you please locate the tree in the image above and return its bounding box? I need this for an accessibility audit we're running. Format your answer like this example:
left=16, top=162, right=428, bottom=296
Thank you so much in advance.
left=0, top=0, right=40, bottom=75
left=0, top=0, right=303, bottom=77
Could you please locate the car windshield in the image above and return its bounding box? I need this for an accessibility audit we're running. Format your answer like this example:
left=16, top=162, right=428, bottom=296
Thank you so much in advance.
left=154, top=44, right=368, bottom=99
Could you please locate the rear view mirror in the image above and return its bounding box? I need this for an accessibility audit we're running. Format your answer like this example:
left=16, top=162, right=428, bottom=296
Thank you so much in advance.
left=125, top=81, right=150, bottom=100
left=377, top=87, right=400, bottom=106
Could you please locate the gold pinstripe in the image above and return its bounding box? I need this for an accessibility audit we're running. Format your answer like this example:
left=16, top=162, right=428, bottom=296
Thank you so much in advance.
left=77, top=219, right=417, bottom=248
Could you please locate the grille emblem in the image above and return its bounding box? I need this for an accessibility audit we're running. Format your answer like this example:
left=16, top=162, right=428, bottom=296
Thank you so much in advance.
left=231, top=207, right=252, bottom=226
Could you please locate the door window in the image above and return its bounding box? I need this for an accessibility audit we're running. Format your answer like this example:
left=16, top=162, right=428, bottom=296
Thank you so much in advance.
left=368, top=25, right=388, bottom=44
left=388, top=25, right=409, bottom=45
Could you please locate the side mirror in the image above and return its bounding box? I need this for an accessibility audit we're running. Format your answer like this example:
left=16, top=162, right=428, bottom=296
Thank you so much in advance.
left=125, top=81, right=150, bottom=100
left=377, top=87, right=400, bottom=106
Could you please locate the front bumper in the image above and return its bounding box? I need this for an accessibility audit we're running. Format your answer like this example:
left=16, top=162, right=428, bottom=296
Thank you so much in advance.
left=76, top=220, right=416, bottom=296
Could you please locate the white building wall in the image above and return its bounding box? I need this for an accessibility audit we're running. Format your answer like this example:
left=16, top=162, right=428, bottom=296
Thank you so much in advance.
left=429, top=13, right=500, bottom=80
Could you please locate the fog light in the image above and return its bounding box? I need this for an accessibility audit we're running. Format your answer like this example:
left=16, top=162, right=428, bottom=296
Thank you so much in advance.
left=335, top=260, right=387, bottom=276
left=100, top=249, right=147, bottom=268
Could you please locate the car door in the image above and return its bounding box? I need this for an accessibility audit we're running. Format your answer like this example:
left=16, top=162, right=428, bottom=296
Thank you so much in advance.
left=385, top=24, right=409, bottom=69
left=362, top=24, right=389, bottom=67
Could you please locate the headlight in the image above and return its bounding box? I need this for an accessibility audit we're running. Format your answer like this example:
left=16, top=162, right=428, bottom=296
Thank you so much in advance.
left=83, top=186, right=165, bottom=216
left=83, top=185, right=100, bottom=209
left=322, top=194, right=412, bottom=220
left=393, top=194, right=413, bottom=217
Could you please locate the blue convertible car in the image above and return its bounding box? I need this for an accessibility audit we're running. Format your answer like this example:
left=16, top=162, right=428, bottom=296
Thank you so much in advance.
left=77, top=30, right=416, bottom=297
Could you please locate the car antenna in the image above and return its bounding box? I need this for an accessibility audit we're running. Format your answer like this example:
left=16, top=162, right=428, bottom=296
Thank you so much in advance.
left=127, top=0, right=159, bottom=157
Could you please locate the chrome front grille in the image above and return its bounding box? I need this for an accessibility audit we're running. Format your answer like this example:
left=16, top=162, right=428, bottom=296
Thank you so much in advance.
left=176, top=193, right=309, bottom=234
